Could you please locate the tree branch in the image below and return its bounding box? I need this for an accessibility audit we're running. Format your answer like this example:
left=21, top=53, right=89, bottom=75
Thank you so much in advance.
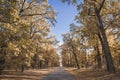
left=20, top=0, right=26, bottom=13
left=20, top=13, right=48, bottom=17
left=98, top=0, right=105, bottom=14
left=105, top=14, right=120, bottom=30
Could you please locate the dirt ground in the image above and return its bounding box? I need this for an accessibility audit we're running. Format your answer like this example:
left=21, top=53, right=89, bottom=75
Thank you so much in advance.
left=0, top=67, right=76, bottom=80
left=0, top=68, right=56, bottom=80
left=41, top=67, right=76, bottom=80
left=66, top=68, right=120, bottom=80
left=1, top=67, right=120, bottom=80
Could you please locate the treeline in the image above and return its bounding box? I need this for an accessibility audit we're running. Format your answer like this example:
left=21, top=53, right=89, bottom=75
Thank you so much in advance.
left=61, top=0, right=120, bottom=73
left=0, top=0, right=59, bottom=74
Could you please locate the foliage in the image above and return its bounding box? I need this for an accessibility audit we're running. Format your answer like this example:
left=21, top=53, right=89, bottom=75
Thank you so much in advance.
left=61, top=0, right=120, bottom=73
left=0, top=0, right=59, bottom=73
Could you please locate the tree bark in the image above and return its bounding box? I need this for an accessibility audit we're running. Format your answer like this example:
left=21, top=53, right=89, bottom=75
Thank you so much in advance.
left=0, top=45, right=6, bottom=75
left=96, top=12, right=115, bottom=73
left=71, top=44, right=80, bottom=69
left=95, top=45, right=102, bottom=68
left=21, top=64, right=25, bottom=72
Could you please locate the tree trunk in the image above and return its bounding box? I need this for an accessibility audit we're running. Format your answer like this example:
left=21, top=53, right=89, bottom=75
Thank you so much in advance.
left=95, top=45, right=102, bottom=69
left=0, top=46, right=6, bottom=75
left=0, top=58, right=5, bottom=75
left=118, top=56, right=120, bottom=66
left=21, top=64, right=25, bottom=72
left=70, top=52, right=73, bottom=67
left=96, top=13, right=115, bottom=73
left=71, top=44, right=80, bottom=69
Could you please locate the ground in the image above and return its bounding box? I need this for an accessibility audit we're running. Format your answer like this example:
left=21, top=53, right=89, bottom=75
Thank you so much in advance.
left=41, top=67, right=76, bottom=80
left=67, top=68, right=120, bottom=80
left=0, top=67, right=76, bottom=80
left=0, top=68, right=56, bottom=80
left=0, top=67, right=120, bottom=80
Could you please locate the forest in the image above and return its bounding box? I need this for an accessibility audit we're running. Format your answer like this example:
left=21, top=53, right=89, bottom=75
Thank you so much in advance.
left=0, top=0, right=59, bottom=74
left=0, top=0, right=120, bottom=80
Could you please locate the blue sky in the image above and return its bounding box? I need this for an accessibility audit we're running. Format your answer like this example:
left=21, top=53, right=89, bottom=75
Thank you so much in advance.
left=48, top=0, right=78, bottom=45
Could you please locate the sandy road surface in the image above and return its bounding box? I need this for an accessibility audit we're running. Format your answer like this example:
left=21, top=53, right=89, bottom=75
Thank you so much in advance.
left=41, top=67, right=76, bottom=80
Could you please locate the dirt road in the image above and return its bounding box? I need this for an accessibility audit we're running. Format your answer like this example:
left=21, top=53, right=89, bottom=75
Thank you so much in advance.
left=41, top=67, right=76, bottom=80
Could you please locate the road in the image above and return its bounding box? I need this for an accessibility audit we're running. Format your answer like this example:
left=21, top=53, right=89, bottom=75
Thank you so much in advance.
left=41, top=67, right=76, bottom=80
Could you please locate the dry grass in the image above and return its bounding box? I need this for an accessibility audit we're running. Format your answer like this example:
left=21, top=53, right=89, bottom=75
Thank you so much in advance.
left=0, top=68, right=57, bottom=80
left=66, top=68, right=120, bottom=80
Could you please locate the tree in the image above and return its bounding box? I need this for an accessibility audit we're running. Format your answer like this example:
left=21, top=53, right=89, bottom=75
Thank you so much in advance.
left=62, top=32, right=80, bottom=69
left=62, top=0, right=120, bottom=73
left=0, top=0, right=57, bottom=74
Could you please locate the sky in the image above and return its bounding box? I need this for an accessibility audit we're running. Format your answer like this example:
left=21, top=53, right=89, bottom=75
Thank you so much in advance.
left=48, top=0, right=78, bottom=45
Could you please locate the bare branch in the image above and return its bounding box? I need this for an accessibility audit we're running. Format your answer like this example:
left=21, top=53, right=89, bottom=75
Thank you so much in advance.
left=20, top=13, right=48, bottom=17
left=20, top=0, right=26, bottom=13
left=105, top=14, right=120, bottom=30
left=98, top=0, right=105, bottom=14
left=22, top=1, right=35, bottom=11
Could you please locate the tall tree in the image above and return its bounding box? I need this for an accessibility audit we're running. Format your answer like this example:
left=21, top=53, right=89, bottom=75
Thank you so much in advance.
left=62, top=0, right=120, bottom=73
left=0, top=0, right=57, bottom=73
